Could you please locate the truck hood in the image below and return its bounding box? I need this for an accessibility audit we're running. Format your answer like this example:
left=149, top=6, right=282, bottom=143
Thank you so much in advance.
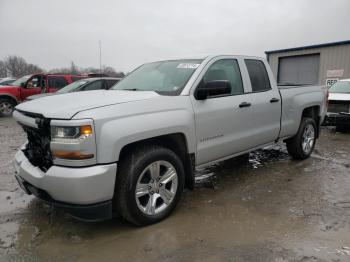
left=15, top=90, right=159, bottom=119
left=0, top=85, right=19, bottom=91
left=329, top=92, right=350, bottom=101
left=26, top=93, right=56, bottom=101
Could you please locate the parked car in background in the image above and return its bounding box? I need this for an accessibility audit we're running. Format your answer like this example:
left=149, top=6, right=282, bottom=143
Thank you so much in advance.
left=0, top=74, right=86, bottom=116
left=0, top=77, right=17, bottom=86
left=13, top=55, right=327, bottom=225
left=26, top=77, right=121, bottom=101
left=324, top=79, right=350, bottom=132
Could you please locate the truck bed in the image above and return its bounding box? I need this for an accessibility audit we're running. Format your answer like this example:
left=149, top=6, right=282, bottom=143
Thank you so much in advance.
left=278, top=84, right=327, bottom=139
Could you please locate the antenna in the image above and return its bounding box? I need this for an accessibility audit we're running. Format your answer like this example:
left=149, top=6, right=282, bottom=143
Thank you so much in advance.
left=99, top=40, right=102, bottom=74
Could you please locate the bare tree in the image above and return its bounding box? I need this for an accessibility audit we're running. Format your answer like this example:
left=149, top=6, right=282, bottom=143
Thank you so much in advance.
left=70, top=61, right=79, bottom=75
left=49, top=61, right=80, bottom=75
left=0, top=61, right=7, bottom=77
left=4, top=56, right=28, bottom=77
left=26, top=63, right=44, bottom=74
left=1, top=55, right=124, bottom=77
left=101, top=66, right=125, bottom=77
left=2, top=55, right=44, bottom=77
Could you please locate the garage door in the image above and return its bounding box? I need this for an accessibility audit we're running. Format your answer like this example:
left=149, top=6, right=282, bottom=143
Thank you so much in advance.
left=278, top=54, right=320, bottom=85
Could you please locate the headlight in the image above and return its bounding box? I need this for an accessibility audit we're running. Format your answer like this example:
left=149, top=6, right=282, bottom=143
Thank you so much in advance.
left=50, top=124, right=95, bottom=162
left=51, top=125, right=93, bottom=141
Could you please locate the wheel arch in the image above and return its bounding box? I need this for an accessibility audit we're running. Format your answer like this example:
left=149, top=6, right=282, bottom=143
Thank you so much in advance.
left=118, top=133, right=195, bottom=189
left=0, top=94, right=18, bottom=105
left=301, top=105, right=320, bottom=138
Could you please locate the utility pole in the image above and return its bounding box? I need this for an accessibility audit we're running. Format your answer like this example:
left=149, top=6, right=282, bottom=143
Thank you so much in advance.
left=99, top=40, right=102, bottom=74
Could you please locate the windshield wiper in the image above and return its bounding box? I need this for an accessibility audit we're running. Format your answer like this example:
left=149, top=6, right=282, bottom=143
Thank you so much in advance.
left=121, top=88, right=140, bottom=91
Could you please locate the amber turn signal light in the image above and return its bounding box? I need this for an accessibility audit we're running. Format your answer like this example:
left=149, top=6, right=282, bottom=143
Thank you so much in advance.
left=52, top=150, right=94, bottom=160
left=80, top=125, right=93, bottom=135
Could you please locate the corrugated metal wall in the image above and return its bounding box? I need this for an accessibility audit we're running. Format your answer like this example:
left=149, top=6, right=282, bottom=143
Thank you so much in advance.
left=267, top=44, right=350, bottom=85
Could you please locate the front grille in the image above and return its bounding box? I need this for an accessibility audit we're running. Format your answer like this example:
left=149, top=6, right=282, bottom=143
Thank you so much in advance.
left=22, top=118, right=53, bottom=172
left=328, top=100, right=350, bottom=113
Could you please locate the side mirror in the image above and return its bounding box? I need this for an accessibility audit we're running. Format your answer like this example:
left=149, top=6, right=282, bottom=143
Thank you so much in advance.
left=195, top=80, right=231, bottom=100
left=20, top=82, right=26, bottom=88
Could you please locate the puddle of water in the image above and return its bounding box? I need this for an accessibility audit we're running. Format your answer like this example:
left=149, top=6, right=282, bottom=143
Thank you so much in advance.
left=194, top=145, right=290, bottom=188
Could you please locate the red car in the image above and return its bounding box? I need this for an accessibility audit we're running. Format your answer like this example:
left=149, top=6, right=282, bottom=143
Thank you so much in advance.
left=0, top=74, right=86, bottom=116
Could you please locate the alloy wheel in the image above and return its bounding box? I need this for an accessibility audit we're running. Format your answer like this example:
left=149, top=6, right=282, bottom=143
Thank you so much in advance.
left=302, top=123, right=315, bottom=154
left=0, top=101, right=13, bottom=116
left=135, top=160, right=178, bottom=215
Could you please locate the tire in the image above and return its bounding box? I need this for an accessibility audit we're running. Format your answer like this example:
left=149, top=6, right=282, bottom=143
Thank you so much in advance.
left=286, top=117, right=317, bottom=160
left=115, top=145, right=185, bottom=226
left=0, top=98, right=15, bottom=117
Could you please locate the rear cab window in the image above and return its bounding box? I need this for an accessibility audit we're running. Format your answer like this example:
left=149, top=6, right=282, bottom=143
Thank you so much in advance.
left=245, top=59, right=271, bottom=92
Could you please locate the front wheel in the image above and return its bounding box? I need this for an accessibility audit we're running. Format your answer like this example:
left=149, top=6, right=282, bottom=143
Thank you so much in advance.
left=0, top=98, right=15, bottom=117
left=115, top=145, right=185, bottom=225
left=286, top=117, right=317, bottom=160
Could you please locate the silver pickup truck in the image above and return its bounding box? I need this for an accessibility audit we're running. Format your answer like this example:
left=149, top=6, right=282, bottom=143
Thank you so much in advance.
left=13, top=55, right=327, bottom=225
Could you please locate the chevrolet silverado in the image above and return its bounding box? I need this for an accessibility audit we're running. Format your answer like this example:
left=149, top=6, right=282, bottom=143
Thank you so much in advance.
left=13, top=55, right=327, bottom=225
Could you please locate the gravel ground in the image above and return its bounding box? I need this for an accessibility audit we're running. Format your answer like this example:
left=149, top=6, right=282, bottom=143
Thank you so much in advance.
left=0, top=116, right=349, bottom=262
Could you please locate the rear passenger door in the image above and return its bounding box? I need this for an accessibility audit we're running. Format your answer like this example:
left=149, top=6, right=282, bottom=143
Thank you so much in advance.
left=47, top=76, right=69, bottom=93
left=191, top=58, right=255, bottom=165
left=245, top=59, right=281, bottom=146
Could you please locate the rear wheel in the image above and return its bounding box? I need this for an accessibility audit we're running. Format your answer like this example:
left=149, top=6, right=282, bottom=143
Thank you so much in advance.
left=115, top=145, right=185, bottom=225
left=286, top=117, right=317, bottom=160
left=0, top=98, right=15, bottom=117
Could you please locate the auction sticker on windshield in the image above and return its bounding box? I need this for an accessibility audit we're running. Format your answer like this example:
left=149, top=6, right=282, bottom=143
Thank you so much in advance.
left=177, top=63, right=200, bottom=69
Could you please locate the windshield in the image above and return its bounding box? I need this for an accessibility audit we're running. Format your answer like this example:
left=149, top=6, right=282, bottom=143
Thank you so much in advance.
left=329, top=81, right=350, bottom=93
left=9, top=75, right=31, bottom=86
left=112, top=59, right=203, bottom=95
left=57, top=80, right=89, bottom=93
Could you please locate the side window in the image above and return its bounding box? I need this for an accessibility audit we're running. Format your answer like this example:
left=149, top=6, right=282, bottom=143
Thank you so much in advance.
left=245, top=59, right=271, bottom=92
left=48, top=77, right=69, bottom=89
left=82, top=80, right=104, bottom=91
left=26, top=75, right=47, bottom=89
left=105, top=79, right=119, bottom=89
left=26, top=76, right=41, bottom=89
left=202, top=59, right=244, bottom=95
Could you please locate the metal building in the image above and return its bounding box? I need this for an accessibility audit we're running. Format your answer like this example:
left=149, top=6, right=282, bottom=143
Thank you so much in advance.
left=265, top=40, right=350, bottom=87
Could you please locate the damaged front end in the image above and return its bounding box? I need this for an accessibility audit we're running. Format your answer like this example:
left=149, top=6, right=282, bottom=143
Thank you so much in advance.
left=20, top=113, right=53, bottom=172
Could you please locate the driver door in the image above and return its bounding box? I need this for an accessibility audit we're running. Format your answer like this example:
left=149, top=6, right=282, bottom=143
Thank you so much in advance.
left=19, top=75, right=43, bottom=101
left=190, top=59, right=255, bottom=165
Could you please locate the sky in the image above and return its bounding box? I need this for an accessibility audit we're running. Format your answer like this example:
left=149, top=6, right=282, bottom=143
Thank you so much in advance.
left=0, top=0, right=349, bottom=73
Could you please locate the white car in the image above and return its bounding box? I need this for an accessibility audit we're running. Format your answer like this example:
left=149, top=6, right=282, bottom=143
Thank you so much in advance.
left=0, top=77, right=16, bottom=86
left=13, top=55, right=327, bottom=225
left=325, top=79, right=350, bottom=132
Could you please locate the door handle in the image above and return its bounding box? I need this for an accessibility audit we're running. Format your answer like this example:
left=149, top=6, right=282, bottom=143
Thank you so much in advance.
left=270, top=98, right=280, bottom=103
left=239, top=102, right=251, bottom=108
